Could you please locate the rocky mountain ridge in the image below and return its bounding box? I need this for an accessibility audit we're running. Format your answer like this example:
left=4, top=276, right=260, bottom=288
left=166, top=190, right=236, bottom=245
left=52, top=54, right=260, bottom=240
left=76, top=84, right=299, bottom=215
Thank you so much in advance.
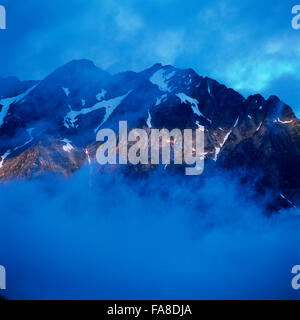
left=0, top=59, right=299, bottom=211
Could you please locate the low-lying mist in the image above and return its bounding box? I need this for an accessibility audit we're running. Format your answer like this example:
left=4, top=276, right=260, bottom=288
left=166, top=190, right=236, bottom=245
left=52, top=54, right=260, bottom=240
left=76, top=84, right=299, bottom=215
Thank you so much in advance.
left=0, top=166, right=299, bottom=300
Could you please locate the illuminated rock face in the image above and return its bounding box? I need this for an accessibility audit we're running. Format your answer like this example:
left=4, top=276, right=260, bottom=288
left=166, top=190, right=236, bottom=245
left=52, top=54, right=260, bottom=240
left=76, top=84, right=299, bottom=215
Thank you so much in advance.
left=0, top=59, right=299, bottom=211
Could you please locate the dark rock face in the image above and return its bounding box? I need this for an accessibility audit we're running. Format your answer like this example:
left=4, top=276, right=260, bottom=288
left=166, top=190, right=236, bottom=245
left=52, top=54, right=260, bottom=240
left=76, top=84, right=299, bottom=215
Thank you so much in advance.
left=0, top=60, right=299, bottom=211
left=0, top=76, right=38, bottom=99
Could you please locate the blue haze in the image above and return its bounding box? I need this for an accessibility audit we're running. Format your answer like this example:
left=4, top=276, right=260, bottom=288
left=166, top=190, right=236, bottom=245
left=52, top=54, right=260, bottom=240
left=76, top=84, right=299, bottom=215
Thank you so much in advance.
left=0, top=168, right=299, bottom=299
left=0, top=0, right=299, bottom=300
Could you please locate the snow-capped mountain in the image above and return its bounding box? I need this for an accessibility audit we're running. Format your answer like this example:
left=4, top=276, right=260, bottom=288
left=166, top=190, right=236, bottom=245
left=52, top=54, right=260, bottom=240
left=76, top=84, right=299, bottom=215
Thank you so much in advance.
left=0, top=59, right=299, bottom=211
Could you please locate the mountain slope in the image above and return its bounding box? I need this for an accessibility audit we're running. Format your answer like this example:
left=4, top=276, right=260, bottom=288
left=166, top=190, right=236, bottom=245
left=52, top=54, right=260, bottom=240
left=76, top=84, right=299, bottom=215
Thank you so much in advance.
left=0, top=60, right=299, bottom=211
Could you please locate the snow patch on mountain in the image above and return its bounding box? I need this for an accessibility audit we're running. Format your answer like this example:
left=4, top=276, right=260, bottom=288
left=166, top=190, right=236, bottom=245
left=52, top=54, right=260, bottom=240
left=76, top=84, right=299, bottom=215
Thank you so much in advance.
left=62, top=87, right=70, bottom=97
left=0, top=150, right=11, bottom=168
left=14, top=128, right=34, bottom=152
left=176, top=93, right=201, bottom=116
left=155, top=94, right=167, bottom=106
left=275, top=118, right=293, bottom=124
left=96, top=89, right=106, bottom=101
left=150, top=69, right=176, bottom=92
left=196, top=121, right=205, bottom=130
left=213, top=147, right=220, bottom=162
left=280, top=193, right=298, bottom=210
left=221, top=130, right=232, bottom=148
left=213, top=130, right=232, bottom=162
left=85, top=148, right=91, bottom=164
left=234, top=117, right=239, bottom=127
left=256, top=122, right=263, bottom=132
left=0, top=98, right=14, bottom=128
left=208, top=84, right=212, bottom=96
left=94, top=91, right=131, bottom=133
left=176, top=93, right=212, bottom=124
left=146, top=111, right=152, bottom=128
left=64, top=92, right=130, bottom=130
left=0, top=84, right=38, bottom=128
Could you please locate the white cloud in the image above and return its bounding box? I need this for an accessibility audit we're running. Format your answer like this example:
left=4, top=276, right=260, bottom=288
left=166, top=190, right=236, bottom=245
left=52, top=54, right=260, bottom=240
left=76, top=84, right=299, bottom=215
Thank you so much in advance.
left=221, top=59, right=294, bottom=91
left=143, top=30, right=185, bottom=65
left=114, top=6, right=144, bottom=37
left=213, top=33, right=300, bottom=92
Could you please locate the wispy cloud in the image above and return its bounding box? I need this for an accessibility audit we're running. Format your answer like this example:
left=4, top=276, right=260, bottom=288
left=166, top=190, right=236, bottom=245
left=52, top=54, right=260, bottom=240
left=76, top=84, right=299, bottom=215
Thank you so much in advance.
left=114, top=6, right=144, bottom=37
left=1, top=0, right=299, bottom=115
left=140, top=30, right=186, bottom=65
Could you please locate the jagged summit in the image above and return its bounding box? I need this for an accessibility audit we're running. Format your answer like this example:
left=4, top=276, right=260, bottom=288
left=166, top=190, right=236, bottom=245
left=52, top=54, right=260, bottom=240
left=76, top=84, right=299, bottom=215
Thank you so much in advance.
left=0, top=61, right=298, bottom=211
left=43, top=59, right=110, bottom=84
left=64, top=58, right=98, bottom=68
left=147, top=62, right=164, bottom=70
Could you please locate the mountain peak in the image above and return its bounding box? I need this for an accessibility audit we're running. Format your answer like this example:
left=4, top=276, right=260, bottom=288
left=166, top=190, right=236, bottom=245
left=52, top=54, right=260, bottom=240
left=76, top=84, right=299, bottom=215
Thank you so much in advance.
left=41, top=59, right=111, bottom=89
left=149, top=62, right=163, bottom=69
left=144, top=62, right=179, bottom=73
left=52, top=59, right=107, bottom=75
left=63, top=59, right=97, bottom=69
left=0, top=60, right=299, bottom=212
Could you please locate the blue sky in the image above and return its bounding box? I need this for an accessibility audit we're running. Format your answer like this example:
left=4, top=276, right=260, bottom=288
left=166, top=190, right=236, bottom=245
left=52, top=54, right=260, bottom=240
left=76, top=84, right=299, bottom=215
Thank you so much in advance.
left=1, top=0, right=300, bottom=116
